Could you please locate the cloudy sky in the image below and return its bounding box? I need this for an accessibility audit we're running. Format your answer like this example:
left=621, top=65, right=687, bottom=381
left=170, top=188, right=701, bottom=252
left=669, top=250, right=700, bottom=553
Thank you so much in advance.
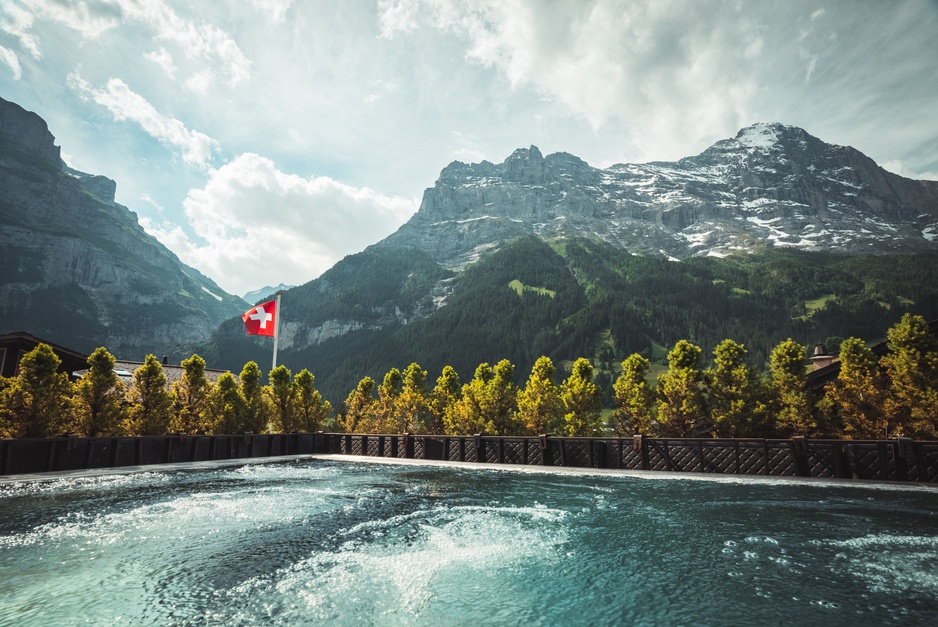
left=2, top=0, right=936, bottom=297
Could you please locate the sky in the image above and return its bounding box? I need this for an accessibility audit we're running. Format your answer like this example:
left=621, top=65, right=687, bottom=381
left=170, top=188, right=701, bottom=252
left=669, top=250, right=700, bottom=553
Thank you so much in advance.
left=2, top=0, right=937, bottom=297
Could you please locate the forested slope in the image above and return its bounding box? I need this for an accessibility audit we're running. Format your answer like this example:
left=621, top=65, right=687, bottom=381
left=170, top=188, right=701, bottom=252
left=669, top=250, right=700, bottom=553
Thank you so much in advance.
left=198, top=237, right=938, bottom=407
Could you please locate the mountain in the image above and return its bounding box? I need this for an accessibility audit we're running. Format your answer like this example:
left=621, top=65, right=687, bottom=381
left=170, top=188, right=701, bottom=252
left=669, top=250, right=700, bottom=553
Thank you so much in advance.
left=243, top=284, right=295, bottom=304
left=198, top=123, right=938, bottom=405
left=0, top=96, right=247, bottom=359
left=380, top=122, right=938, bottom=267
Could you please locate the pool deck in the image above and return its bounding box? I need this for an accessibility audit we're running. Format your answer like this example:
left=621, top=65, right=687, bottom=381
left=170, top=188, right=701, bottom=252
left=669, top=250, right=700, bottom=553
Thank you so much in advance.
left=2, top=453, right=935, bottom=492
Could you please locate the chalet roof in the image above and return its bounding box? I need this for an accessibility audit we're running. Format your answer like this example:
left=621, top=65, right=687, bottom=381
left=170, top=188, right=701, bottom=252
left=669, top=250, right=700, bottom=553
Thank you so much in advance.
left=90, top=359, right=233, bottom=385
left=0, top=331, right=88, bottom=379
left=0, top=332, right=234, bottom=386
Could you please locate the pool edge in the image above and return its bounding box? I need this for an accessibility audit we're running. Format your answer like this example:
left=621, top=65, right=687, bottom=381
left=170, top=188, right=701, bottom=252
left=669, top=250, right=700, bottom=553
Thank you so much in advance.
left=3, top=453, right=936, bottom=493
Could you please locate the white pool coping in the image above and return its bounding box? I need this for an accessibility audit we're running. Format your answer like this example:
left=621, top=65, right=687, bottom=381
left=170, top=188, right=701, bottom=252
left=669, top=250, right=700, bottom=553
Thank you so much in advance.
left=3, top=452, right=936, bottom=492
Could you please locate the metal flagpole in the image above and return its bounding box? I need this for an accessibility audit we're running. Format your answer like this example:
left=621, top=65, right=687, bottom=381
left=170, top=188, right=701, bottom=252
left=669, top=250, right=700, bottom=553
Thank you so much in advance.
left=272, top=290, right=282, bottom=370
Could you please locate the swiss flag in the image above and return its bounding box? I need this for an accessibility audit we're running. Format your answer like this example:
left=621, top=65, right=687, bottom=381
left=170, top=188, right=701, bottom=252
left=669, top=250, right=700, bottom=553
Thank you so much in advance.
left=242, top=300, right=277, bottom=336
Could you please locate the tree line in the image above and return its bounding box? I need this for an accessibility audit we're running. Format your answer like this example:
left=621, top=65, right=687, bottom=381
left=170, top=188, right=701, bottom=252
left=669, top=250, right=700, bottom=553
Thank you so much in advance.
left=0, top=350, right=330, bottom=438
left=2, top=314, right=936, bottom=440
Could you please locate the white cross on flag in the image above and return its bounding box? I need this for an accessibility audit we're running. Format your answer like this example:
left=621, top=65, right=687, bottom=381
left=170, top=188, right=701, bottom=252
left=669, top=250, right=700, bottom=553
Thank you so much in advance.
left=242, top=299, right=277, bottom=336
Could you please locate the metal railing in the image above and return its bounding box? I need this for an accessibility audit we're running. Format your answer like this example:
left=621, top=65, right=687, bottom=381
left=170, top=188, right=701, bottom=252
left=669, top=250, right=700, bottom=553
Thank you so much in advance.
left=318, top=432, right=936, bottom=483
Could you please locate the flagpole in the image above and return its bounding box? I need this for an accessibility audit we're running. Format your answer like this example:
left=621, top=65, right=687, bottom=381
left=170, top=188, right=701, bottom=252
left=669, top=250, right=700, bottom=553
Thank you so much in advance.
left=272, top=290, right=282, bottom=370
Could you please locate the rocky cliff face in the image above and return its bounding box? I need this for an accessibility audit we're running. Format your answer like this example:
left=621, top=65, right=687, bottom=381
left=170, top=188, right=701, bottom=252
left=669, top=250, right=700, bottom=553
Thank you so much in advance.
left=380, top=123, right=938, bottom=267
left=0, top=97, right=247, bottom=359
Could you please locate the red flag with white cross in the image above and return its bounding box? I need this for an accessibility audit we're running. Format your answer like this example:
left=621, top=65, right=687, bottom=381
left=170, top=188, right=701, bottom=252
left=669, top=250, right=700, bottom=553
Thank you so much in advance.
left=242, top=299, right=276, bottom=336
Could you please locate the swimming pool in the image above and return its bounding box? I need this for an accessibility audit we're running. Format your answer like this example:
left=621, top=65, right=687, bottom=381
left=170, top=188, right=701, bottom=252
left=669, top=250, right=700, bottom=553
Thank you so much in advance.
left=1, top=458, right=936, bottom=625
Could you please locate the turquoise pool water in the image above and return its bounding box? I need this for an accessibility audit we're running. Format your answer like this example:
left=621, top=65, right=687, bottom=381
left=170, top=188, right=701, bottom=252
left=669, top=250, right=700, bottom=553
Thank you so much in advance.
left=1, top=459, right=936, bottom=625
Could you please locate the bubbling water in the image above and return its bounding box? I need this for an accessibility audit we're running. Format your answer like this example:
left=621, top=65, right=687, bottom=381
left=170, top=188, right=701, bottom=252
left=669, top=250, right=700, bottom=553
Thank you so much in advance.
left=1, top=460, right=937, bottom=625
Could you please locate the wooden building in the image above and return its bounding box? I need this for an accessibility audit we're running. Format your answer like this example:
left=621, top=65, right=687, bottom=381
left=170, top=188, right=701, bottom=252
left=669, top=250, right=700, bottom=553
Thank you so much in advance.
left=0, top=332, right=88, bottom=380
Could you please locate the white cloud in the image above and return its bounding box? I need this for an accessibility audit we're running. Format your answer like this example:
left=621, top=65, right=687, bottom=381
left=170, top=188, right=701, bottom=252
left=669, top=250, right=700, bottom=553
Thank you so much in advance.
left=378, top=0, right=422, bottom=37
left=450, top=131, right=489, bottom=163
left=144, top=47, right=176, bottom=78
left=802, top=51, right=818, bottom=83
left=139, top=193, right=164, bottom=212
left=68, top=73, right=219, bottom=169
left=126, top=1, right=250, bottom=87
left=377, top=0, right=770, bottom=161
left=19, top=0, right=121, bottom=38
left=143, top=154, right=419, bottom=295
left=3, top=0, right=250, bottom=87
left=363, top=78, right=400, bottom=105
left=797, top=5, right=827, bottom=84
left=0, top=1, right=42, bottom=58
left=250, top=0, right=294, bottom=24
left=185, top=68, right=215, bottom=94
left=0, top=44, right=21, bottom=79
left=0, top=0, right=118, bottom=51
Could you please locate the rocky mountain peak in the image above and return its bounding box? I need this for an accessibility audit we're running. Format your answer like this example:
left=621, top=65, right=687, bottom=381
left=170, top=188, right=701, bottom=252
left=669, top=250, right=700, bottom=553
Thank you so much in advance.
left=543, top=151, right=597, bottom=182
left=735, top=121, right=799, bottom=149
left=0, top=96, right=117, bottom=205
left=504, top=145, right=547, bottom=184
left=0, top=97, right=63, bottom=168
left=692, top=122, right=823, bottom=165
left=379, top=122, right=938, bottom=267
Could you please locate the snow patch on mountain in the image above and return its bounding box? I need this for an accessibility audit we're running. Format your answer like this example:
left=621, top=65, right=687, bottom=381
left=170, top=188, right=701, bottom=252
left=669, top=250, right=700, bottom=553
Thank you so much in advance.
left=378, top=122, right=938, bottom=265
left=201, top=286, right=223, bottom=301
left=736, top=122, right=781, bottom=150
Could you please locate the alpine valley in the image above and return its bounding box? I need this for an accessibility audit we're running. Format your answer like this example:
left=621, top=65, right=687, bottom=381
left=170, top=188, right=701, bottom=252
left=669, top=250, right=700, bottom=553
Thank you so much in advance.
left=4, top=94, right=938, bottom=406
left=0, top=97, right=247, bottom=358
